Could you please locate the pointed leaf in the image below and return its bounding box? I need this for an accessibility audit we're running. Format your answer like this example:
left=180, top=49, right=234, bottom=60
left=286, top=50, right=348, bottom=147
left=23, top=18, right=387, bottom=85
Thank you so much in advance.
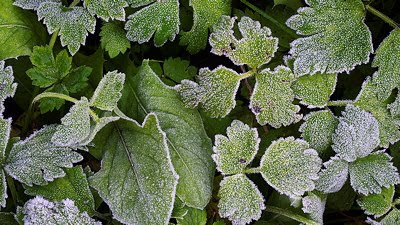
left=84, top=0, right=128, bottom=21
left=0, top=61, right=17, bottom=114
left=315, top=156, right=349, bottom=193
left=357, top=186, right=394, bottom=218
left=163, top=57, right=197, bottom=83
left=302, top=192, right=327, bottom=224
left=90, top=71, right=125, bottom=111
left=368, top=209, right=400, bottom=225
left=38, top=84, right=69, bottom=113
left=100, top=22, right=130, bottom=58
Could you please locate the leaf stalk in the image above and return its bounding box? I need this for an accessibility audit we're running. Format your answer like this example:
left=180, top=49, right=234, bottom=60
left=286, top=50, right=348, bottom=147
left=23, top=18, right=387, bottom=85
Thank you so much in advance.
left=265, top=206, right=318, bottom=225
left=365, top=5, right=399, bottom=29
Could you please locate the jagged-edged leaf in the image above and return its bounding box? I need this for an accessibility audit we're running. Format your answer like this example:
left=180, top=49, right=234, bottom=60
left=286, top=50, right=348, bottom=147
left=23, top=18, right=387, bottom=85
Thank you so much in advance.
left=84, top=0, right=128, bottom=21
left=100, top=22, right=130, bottom=58
left=180, top=0, right=230, bottom=54
left=212, top=120, right=259, bottom=175
left=372, top=29, right=400, bottom=100
left=349, top=152, right=400, bottom=195
left=354, top=78, right=400, bottom=147
left=178, top=66, right=248, bottom=118
left=210, top=16, right=278, bottom=69
left=21, top=196, right=100, bottom=225
left=367, top=209, right=400, bottom=225
left=218, top=174, right=265, bottom=225
left=332, top=105, right=380, bottom=162
left=38, top=84, right=68, bottom=114
left=90, top=71, right=125, bottom=111
left=0, top=61, right=18, bottom=114
left=292, top=72, right=337, bottom=108
left=302, top=192, right=327, bottom=224
left=37, top=2, right=96, bottom=55
left=250, top=66, right=302, bottom=128
left=24, top=166, right=95, bottom=215
left=13, top=0, right=60, bottom=10
left=118, top=61, right=214, bottom=208
left=388, top=93, right=400, bottom=117
left=177, top=207, right=207, bottom=225
left=286, top=0, right=373, bottom=75
left=89, top=114, right=178, bottom=225
left=63, top=66, right=92, bottom=93
left=0, top=117, right=11, bottom=208
left=357, top=186, right=394, bottom=218
left=4, top=125, right=83, bottom=186
left=316, top=156, right=348, bottom=193
left=299, top=110, right=338, bottom=159
left=163, top=57, right=197, bottom=83
left=260, top=137, right=322, bottom=197
left=125, top=0, right=179, bottom=46
left=52, top=98, right=91, bottom=147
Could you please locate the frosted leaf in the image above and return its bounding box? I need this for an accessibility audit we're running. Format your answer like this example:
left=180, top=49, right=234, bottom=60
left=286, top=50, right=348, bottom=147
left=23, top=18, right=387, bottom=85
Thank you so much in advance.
left=349, top=152, right=400, bottom=195
left=180, top=0, right=230, bottom=54
left=89, top=114, right=178, bottom=225
left=84, top=0, right=128, bottom=21
left=212, top=120, right=260, bottom=175
left=354, top=78, right=400, bottom=148
left=90, top=70, right=125, bottom=111
left=260, top=137, right=322, bottom=197
left=286, top=0, right=373, bottom=76
left=302, top=192, right=327, bottom=224
left=79, top=116, right=120, bottom=146
left=22, top=196, right=100, bottom=225
left=100, top=22, right=130, bottom=58
left=315, top=156, right=348, bottom=193
left=52, top=98, right=91, bottom=147
left=357, top=186, right=394, bottom=218
left=37, top=2, right=96, bottom=55
left=299, top=110, right=338, bottom=158
left=13, top=0, right=59, bottom=10
left=372, top=29, right=400, bottom=100
left=4, top=125, right=83, bottom=186
left=0, top=170, right=6, bottom=209
left=125, top=0, right=180, bottom=46
left=332, top=105, right=380, bottom=162
left=367, top=209, right=400, bottom=225
left=249, top=66, right=302, bottom=128
left=210, top=16, right=278, bottom=69
left=0, top=117, right=11, bottom=208
left=176, top=207, right=207, bottom=225
left=0, top=61, right=17, bottom=114
left=388, top=93, right=400, bottom=117
left=292, top=72, right=337, bottom=108
left=177, top=66, right=247, bottom=118
left=217, top=174, right=265, bottom=225
left=163, top=57, right=197, bottom=83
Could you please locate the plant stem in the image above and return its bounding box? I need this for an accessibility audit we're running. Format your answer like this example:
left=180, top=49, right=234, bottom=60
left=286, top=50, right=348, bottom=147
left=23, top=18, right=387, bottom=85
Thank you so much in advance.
left=244, top=167, right=260, bottom=174
left=240, top=0, right=298, bottom=39
left=33, top=92, right=78, bottom=104
left=70, top=0, right=80, bottom=7
left=265, top=206, right=318, bottom=225
left=365, top=5, right=399, bottom=29
left=49, top=30, right=59, bottom=49
left=6, top=175, right=20, bottom=206
left=22, top=87, right=40, bottom=135
left=326, top=100, right=354, bottom=107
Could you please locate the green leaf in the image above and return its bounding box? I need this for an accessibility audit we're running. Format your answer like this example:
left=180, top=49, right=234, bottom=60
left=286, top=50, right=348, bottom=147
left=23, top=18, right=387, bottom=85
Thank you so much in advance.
left=38, top=84, right=69, bottom=114
left=13, top=0, right=60, bottom=10
left=260, top=137, right=322, bottom=197
left=332, top=105, right=380, bottom=162
left=302, top=192, right=327, bottom=224
left=125, top=0, right=180, bottom=46
left=24, top=166, right=95, bottom=215
left=0, top=61, right=18, bottom=114
left=217, top=174, right=265, bottom=225
left=171, top=199, right=188, bottom=220
left=286, top=0, right=373, bottom=75
left=212, top=120, right=259, bottom=175
left=368, top=209, right=400, bottom=225
left=388, top=93, right=400, bottom=117
left=180, top=0, right=231, bottom=54
left=21, top=196, right=100, bottom=224
left=90, top=71, right=125, bottom=111
left=0, top=0, right=47, bottom=60
left=357, top=186, right=394, bottom=218
left=37, top=2, right=96, bottom=55
left=118, top=61, right=214, bottom=208
left=349, top=152, right=400, bottom=195
left=84, top=0, right=128, bottom=21
left=354, top=78, right=400, bottom=148
left=292, top=72, right=337, bottom=108
left=63, top=66, right=92, bottom=93
left=372, top=29, right=400, bottom=100
left=163, top=57, right=197, bottom=83
left=0, top=117, right=11, bottom=208
left=250, top=66, right=302, bottom=128
left=4, top=125, right=83, bottom=186
left=210, top=16, right=279, bottom=69
left=0, top=212, right=18, bottom=225
left=89, top=114, right=178, bottom=225
left=177, top=207, right=207, bottom=225
left=315, top=156, right=349, bottom=193
left=299, top=110, right=338, bottom=159
left=100, top=22, right=130, bottom=59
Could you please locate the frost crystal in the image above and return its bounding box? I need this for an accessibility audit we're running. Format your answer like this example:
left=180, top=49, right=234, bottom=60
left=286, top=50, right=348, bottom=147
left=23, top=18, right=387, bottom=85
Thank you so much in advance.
left=90, top=70, right=125, bottom=111
left=260, top=137, right=322, bottom=197
left=367, top=209, right=400, bottom=225
left=37, top=2, right=96, bottom=55
left=217, top=174, right=265, bottom=225
left=177, top=66, right=248, bottom=118
left=0, top=61, right=18, bottom=114
left=4, top=125, right=83, bottom=186
left=13, top=0, right=59, bottom=10
left=100, top=22, right=130, bottom=58
left=250, top=66, right=302, bottom=128
left=286, top=0, right=373, bottom=75
left=315, top=156, right=349, bottom=193
left=212, top=120, right=260, bottom=175
left=357, top=186, right=394, bottom=218
left=22, top=196, right=100, bottom=225
left=0, top=118, right=11, bottom=208
left=84, top=0, right=128, bottom=21
left=125, top=0, right=180, bottom=46
left=388, top=93, right=400, bottom=117
left=302, top=192, right=327, bottom=224
left=332, top=105, right=380, bottom=162
left=349, top=152, right=400, bottom=195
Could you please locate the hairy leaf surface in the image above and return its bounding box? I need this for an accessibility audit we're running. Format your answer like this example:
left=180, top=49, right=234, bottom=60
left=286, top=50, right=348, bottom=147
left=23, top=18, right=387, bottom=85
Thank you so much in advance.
left=100, top=22, right=130, bottom=58
left=357, top=186, right=394, bottom=217
left=0, top=118, right=11, bottom=208
left=302, top=192, right=327, bottom=224
left=90, top=70, right=125, bottom=111
left=84, top=0, right=128, bottom=21
left=0, top=61, right=18, bottom=114
left=13, top=0, right=60, bottom=10
left=316, top=156, right=349, bottom=193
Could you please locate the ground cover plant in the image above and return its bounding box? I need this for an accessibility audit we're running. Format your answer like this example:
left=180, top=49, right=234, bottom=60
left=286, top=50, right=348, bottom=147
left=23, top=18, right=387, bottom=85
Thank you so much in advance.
left=1, top=0, right=400, bottom=224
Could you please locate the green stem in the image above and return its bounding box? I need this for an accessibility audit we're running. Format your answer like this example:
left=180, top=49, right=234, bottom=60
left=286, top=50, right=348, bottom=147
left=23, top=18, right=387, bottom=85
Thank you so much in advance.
left=327, top=100, right=354, bottom=107
left=22, top=87, right=40, bottom=135
left=33, top=92, right=78, bottom=104
left=6, top=175, right=20, bottom=206
left=365, top=5, right=399, bottom=29
left=244, top=167, right=261, bottom=174
left=265, top=206, right=318, bottom=225
left=69, top=0, right=80, bottom=7
left=240, top=0, right=298, bottom=39
left=239, top=70, right=256, bottom=79
left=392, top=198, right=400, bottom=207
left=49, top=30, right=59, bottom=49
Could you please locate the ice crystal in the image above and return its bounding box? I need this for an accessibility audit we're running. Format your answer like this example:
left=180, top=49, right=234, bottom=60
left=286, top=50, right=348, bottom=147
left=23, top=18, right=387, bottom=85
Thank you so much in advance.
left=367, top=209, right=400, bottom=225
left=357, top=186, right=394, bottom=218
left=13, top=0, right=59, bottom=10
left=90, top=70, right=125, bottom=111
left=84, top=0, right=128, bottom=21
left=315, top=156, right=349, bottom=193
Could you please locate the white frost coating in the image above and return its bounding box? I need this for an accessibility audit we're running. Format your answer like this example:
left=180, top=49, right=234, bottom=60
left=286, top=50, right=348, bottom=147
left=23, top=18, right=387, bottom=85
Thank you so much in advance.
left=0, top=117, right=12, bottom=208
left=37, top=2, right=96, bottom=55
left=84, top=0, right=128, bottom=21
left=302, top=192, right=327, bottom=224
left=212, top=120, right=260, bottom=175
left=357, top=186, right=394, bottom=218
left=90, top=70, right=125, bottom=111
left=366, top=208, right=400, bottom=225
left=315, top=156, right=348, bottom=193
left=22, top=196, right=101, bottom=225
left=0, top=61, right=18, bottom=115
left=209, top=15, right=236, bottom=56
left=80, top=116, right=120, bottom=146
left=332, top=105, right=380, bottom=162
left=218, top=174, right=265, bottom=225
left=388, top=93, right=400, bottom=117
left=13, top=0, right=59, bottom=10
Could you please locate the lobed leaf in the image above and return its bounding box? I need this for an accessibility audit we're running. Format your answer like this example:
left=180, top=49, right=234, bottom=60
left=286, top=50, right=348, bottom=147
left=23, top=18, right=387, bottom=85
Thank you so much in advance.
left=90, top=70, right=125, bottom=111
left=84, top=0, right=128, bottom=21
left=0, top=117, right=12, bottom=208
left=100, top=22, right=130, bottom=58
left=367, top=209, right=400, bottom=225
left=388, top=93, right=400, bottom=117
left=163, top=57, right=197, bottom=83
left=0, top=61, right=18, bottom=114
left=302, top=192, right=327, bottom=224
left=13, top=0, right=60, bottom=10
left=357, top=186, right=394, bottom=218
left=315, top=156, right=349, bottom=193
